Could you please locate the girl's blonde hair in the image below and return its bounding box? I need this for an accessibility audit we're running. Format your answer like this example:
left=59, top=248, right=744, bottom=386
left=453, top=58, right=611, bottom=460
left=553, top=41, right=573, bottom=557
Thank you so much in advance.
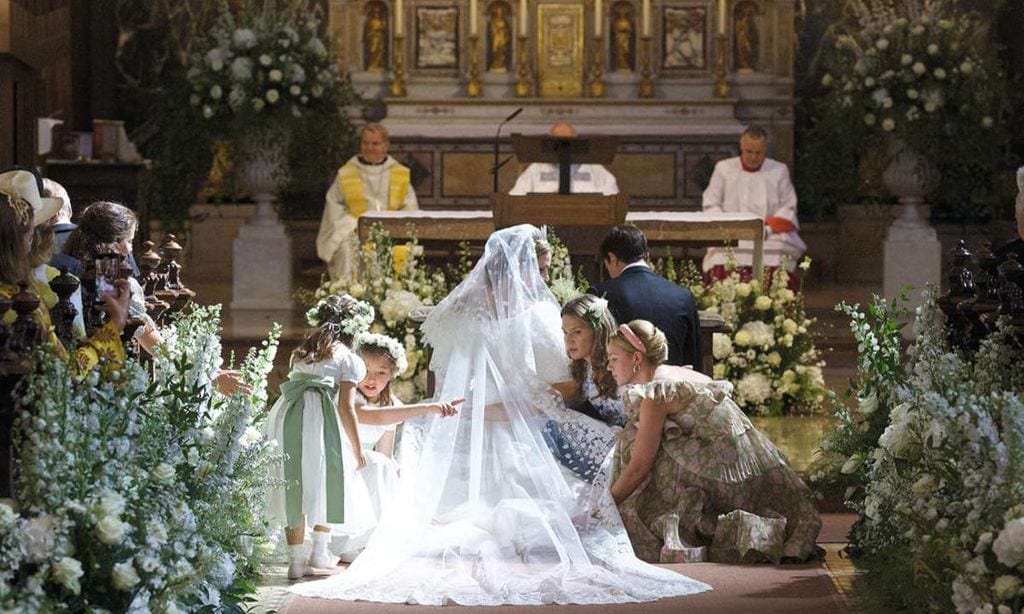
left=355, top=344, right=397, bottom=406
left=561, top=294, right=618, bottom=398
left=608, top=319, right=669, bottom=367
left=291, top=294, right=364, bottom=366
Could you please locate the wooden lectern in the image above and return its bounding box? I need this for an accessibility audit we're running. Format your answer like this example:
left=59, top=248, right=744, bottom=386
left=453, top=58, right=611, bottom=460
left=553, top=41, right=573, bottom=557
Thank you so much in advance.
left=491, top=133, right=627, bottom=229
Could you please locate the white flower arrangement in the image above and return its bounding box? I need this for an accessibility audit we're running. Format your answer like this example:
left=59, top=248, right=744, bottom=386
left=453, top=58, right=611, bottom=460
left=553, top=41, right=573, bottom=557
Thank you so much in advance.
left=666, top=255, right=827, bottom=415
left=355, top=332, right=410, bottom=376
left=814, top=289, right=1024, bottom=611
left=0, top=305, right=281, bottom=610
left=186, top=1, right=348, bottom=133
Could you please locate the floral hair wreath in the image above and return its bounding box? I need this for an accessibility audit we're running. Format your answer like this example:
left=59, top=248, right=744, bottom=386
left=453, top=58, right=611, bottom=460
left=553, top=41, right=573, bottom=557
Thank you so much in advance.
left=354, top=332, right=409, bottom=375
left=306, top=296, right=376, bottom=337
left=583, top=297, right=609, bottom=331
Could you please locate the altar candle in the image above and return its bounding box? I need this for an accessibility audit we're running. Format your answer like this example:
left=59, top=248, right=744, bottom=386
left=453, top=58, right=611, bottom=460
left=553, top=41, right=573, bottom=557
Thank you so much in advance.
left=595, top=0, right=602, bottom=37
left=641, top=0, right=650, bottom=37
left=470, top=0, right=478, bottom=35
left=718, top=0, right=727, bottom=36
left=520, top=0, right=528, bottom=31
left=395, top=0, right=404, bottom=36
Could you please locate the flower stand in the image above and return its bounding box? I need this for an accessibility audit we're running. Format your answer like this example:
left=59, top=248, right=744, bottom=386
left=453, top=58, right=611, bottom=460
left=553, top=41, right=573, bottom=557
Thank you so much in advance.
left=230, top=134, right=294, bottom=312
left=882, top=145, right=941, bottom=338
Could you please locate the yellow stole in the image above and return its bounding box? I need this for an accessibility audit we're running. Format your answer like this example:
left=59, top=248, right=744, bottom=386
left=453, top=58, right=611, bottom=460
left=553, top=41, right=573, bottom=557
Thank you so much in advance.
left=338, top=159, right=410, bottom=218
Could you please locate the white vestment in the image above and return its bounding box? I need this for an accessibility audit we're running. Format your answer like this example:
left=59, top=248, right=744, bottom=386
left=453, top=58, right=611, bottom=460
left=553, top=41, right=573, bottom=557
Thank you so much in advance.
left=701, top=157, right=807, bottom=271
left=509, top=163, right=619, bottom=195
left=316, top=155, right=419, bottom=280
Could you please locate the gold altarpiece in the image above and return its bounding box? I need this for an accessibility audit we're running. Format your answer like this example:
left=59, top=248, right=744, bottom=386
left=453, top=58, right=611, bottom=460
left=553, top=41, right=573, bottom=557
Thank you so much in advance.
left=325, top=0, right=796, bottom=210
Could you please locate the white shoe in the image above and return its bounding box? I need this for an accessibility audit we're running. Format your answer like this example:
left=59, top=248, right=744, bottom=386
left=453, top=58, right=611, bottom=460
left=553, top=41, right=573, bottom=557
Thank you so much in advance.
left=309, top=551, right=339, bottom=569
left=287, top=560, right=313, bottom=580
left=338, top=548, right=364, bottom=563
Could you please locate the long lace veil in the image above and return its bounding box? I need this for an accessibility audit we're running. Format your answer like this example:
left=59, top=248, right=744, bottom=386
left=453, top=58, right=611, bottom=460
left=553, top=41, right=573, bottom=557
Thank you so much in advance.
left=291, top=224, right=710, bottom=605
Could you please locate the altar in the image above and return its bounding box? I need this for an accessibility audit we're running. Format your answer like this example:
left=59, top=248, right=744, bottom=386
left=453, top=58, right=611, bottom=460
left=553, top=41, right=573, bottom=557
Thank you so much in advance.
left=325, top=0, right=796, bottom=210
left=357, top=209, right=765, bottom=278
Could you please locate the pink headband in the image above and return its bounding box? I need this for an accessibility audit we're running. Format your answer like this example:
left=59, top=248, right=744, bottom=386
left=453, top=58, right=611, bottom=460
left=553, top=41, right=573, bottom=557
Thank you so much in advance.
left=617, top=324, right=646, bottom=354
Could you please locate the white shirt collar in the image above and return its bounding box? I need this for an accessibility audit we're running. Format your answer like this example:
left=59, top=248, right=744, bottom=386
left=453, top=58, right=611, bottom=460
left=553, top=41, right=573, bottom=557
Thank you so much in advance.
left=622, top=261, right=649, bottom=272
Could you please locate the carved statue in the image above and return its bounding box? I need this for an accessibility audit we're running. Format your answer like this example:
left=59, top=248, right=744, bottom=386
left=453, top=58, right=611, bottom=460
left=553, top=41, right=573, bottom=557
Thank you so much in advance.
left=364, top=3, right=388, bottom=71
left=488, top=3, right=511, bottom=72
left=733, top=1, right=758, bottom=72
left=612, top=3, right=634, bottom=72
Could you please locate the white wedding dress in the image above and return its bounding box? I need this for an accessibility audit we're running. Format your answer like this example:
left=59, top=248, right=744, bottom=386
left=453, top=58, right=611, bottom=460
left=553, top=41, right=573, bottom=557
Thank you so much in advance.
left=291, top=225, right=711, bottom=605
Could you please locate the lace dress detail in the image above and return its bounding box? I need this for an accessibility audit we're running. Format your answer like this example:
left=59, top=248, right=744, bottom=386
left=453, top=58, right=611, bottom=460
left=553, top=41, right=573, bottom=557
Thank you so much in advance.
left=616, top=378, right=821, bottom=564
left=543, top=367, right=625, bottom=482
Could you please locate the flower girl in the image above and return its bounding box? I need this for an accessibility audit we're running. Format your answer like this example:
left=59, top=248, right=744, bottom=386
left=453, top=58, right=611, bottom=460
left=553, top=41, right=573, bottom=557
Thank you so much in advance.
left=333, top=332, right=461, bottom=560
left=266, top=294, right=374, bottom=579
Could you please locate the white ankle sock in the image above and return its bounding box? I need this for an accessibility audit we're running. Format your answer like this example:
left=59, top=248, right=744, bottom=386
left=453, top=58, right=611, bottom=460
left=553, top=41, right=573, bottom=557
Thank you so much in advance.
left=309, top=530, right=336, bottom=568
left=287, top=544, right=309, bottom=580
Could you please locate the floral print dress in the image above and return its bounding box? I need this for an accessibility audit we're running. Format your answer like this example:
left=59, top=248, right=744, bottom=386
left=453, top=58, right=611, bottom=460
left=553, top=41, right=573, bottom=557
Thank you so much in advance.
left=614, top=378, right=821, bottom=564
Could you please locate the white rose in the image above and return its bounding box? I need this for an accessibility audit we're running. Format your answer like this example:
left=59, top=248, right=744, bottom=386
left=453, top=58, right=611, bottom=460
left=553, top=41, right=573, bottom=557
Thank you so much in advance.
left=821, top=73, right=833, bottom=87
left=981, top=116, right=993, bottom=128
left=864, top=76, right=876, bottom=88
left=259, top=54, right=273, bottom=67
left=151, top=462, right=175, bottom=484
left=97, top=515, right=127, bottom=545
left=754, top=295, right=772, bottom=311
left=252, top=98, right=266, bottom=111
left=864, top=113, right=877, bottom=126
left=882, top=118, right=896, bottom=132
left=875, top=39, right=889, bottom=51
left=52, top=557, right=84, bottom=594
left=925, top=101, right=937, bottom=113
left=736, top=282, right=752, bottom=298
left=901, top=54, right=913, bottom=66
left=856, top=393, right=879, bottom=415
left=202, top=105, right=214, bottom=119
left=960, top=61, right=974, bottom=75
left=992, top=517, right=1024, bottom=567
left=782, top=318, right=798, bottom=335
left=266, top=89, right=280, bottom=104
left=907, top=88, right=920, bottom=100
left=269, top=69, right=284, bottom=82
left=289, top=84, right=301, bottom=96
left=112, top=562, right=141, bottom=591
left=933, top=68, right=946, bottom=80
left=766, top=351, right=782, bottom=366
left=927, top=43, right=939, bottom=56
left=209, top=85, right=223, bottom=100
left=912, top=62, right=927, bottom=76
left=95, top=491, right=126, bottom=517
left=992, top=575, right=1022, bottom=601
left=882, top=97, right=893, bottom=109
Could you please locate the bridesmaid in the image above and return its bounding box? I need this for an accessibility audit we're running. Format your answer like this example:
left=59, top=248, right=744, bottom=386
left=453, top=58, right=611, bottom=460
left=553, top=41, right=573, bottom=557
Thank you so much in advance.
left=606, top=319, right=821, bottom=564
left=546, top=294, right=626, bottom=482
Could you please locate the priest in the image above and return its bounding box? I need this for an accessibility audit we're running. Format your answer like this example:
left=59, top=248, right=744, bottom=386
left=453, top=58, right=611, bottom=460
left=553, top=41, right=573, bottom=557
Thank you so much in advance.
left=701, top=125, right=806, bottom=284
left=509, top=122, right=619, bottom=196
left=316, top=123, right=419, bottom=280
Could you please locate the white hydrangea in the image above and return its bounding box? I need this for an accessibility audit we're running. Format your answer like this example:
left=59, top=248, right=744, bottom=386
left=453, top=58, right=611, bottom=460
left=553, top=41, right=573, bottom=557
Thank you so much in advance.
left=992, top=517, right=1024, bottom=568
left=712, top=333, right=733, bottom=359
left=736, top=321, right=774, bottom=348
left=736, top=372, right=772, bottom=407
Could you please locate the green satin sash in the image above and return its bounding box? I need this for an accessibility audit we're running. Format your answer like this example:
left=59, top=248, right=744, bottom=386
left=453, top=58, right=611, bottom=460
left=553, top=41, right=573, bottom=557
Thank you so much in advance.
left=279, top=372, right=346, bottom=528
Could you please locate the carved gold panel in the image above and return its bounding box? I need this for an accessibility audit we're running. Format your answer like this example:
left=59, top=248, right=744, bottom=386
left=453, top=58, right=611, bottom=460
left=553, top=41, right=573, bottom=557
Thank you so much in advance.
left=536, top=4, right=585, bottom=98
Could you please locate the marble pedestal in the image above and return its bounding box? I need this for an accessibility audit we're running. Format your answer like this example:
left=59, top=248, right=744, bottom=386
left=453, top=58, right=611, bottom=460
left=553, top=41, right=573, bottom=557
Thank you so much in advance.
left=231, top=201, right=294, bottom=312
left=883, top=203, right=941, bottom=337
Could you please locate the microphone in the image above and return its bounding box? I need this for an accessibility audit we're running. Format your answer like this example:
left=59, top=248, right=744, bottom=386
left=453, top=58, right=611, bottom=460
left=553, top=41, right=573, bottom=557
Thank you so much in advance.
left=492, top=108, right=524, bottom=193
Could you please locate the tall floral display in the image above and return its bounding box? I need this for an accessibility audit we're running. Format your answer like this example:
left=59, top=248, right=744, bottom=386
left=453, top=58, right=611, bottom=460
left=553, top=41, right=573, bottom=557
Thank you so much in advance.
left=802, top=0, right=1007, bottom=217
left=814, top=291, right=1024, bottom=612
left=0, top=306, right=281, bottom=611
left=668, top=258, right=827, bottom=416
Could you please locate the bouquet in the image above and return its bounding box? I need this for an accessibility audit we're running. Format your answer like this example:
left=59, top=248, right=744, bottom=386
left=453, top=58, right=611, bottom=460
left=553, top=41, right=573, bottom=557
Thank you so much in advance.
left=0, top=305, right=281, bottom=611
left=669, top=256, right=827, bottom=415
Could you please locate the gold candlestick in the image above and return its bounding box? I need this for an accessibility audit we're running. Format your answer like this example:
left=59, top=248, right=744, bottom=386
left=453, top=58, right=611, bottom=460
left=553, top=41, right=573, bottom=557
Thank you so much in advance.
left=467, top=34, right=483, bottom=97
left=638, top=35, right=654, bottom=98
left=515, top=35, right=532, bottom=97
left=390, top=35, right=408, bottom=97
left=713, top=33, right=729, bottom=98
left=589, top=35, right=606, bottom=97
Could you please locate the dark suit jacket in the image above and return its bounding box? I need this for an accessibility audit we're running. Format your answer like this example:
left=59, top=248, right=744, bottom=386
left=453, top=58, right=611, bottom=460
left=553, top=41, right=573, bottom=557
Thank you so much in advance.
left=591, top=265, right=702, bottom=368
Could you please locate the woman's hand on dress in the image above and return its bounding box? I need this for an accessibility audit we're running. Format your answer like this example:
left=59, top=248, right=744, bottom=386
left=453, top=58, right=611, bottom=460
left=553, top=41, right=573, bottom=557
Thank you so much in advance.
left=434, top=397, right=464, bottom=417
left=354, top=450, right=367, bottom=470
left=99, top=280, right=132, bottom=331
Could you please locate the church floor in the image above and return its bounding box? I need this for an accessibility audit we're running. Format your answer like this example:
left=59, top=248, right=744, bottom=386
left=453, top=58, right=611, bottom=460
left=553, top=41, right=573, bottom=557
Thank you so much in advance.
left=247, top=514, right=859, bottom=614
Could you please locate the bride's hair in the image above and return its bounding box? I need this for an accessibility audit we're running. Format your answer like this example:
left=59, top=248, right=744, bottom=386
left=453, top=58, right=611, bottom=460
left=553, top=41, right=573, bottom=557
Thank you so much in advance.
left=561, top=295, right=618, bottom=398
left=609, top=319, right=669, bottom=366
left=292, top=294, right=362, bottom=366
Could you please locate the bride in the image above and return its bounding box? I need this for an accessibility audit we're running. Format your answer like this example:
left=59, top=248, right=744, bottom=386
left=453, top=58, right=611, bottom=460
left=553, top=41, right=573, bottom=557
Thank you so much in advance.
left=291, top=224, right=710, bottom=605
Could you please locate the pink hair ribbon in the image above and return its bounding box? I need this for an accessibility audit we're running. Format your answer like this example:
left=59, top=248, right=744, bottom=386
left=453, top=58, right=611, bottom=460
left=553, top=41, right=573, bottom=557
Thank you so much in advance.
left=617, top=324, right=646, bottom=354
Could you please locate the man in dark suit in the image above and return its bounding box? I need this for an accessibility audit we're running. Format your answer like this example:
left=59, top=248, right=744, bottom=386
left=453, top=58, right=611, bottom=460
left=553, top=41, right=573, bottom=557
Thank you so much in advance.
left=590, top=224, right=702, bottom=368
